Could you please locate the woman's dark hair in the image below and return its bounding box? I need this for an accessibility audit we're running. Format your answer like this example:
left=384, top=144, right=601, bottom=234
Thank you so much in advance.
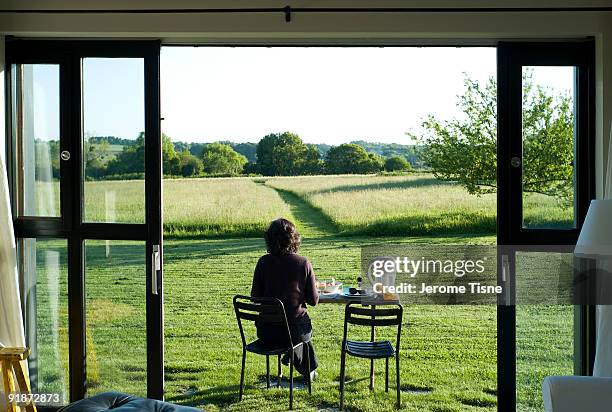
left=264, top=218, right=301, bottom=256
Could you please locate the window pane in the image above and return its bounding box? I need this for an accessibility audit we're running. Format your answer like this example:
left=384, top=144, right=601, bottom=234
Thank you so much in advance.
left=521, top=66, right=576, bottom=229
left=82, top=58, right=145, bottom=223
left=515, top=252, right=574, bottom=411
left=85, top=240, right=146, bottom=397
left=19, top=238, right=69, bottom=406
left=12, top=64, right=61, bottom=217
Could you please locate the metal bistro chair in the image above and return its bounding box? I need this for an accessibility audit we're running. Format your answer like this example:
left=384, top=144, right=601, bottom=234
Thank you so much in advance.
left=233, top=295, right=312, bottom=410
left=339, top=302, right=403, bottom=410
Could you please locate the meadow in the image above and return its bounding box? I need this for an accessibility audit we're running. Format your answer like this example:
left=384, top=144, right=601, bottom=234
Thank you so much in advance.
left=30, top=174, right=575, bottom=411
left=44, top=173, right=569, bottom=236
left=266, top=175, right=497, bottom=235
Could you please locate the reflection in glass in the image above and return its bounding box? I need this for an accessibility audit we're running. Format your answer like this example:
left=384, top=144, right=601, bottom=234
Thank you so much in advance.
left=85, top=240, right=146, bottom=397
left=82, top=58, right=145, bottom=223
left=12, top=64, right=60, bottom=217
left=521, top=66, right=576, bottom=229
left=19, top=238, right=69, bottom=406
left=515, top=252, right=574, bottom=411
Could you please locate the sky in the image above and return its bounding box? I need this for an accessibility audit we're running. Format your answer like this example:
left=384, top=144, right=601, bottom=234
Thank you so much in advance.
left=161, top=47, right=498, bottom=145
left=29, top=47, right=574, bottom=146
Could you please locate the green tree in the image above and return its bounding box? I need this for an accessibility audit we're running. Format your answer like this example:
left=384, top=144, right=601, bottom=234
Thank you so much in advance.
left=368, top=153, right=385, bottom=172
left=256, top=132, right=308, bottom=176
left=325, top=143, right=383, bottom=174
left=414, top=72, right=574, bottom=198
left=201, top=142, right=247, bottom=175
left=220, top=141, right=257, bottom=162
left=177, top=150, right=203, bottom=177
left=162, top=133, right=180, bottom=175
left=300, top=144, right=325, bottom=175
left=272, top=142, right=304, bottom=176
left=106, top=133, right=179, bottom=176
left=243, top=161, right=259, bottom=175
left=106, top=134, right=145, bottom=175
left=384, top=156, right=412, bottom=172
left=84, top=137, right=112, bottom=179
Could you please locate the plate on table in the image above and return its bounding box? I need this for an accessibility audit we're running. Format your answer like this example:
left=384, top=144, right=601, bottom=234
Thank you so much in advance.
left=318, top=279, right=343, bottom=294
left=340, top=287, right=369, bottom=299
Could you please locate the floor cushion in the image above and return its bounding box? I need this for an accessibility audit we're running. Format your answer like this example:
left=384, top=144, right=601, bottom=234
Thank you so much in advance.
left=58, top=391, right=201, bottom=412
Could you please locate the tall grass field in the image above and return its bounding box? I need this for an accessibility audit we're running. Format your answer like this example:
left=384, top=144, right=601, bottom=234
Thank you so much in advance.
left=34, top=173, right=573, bottom=236
left=29, top=173, right=575, bottom=411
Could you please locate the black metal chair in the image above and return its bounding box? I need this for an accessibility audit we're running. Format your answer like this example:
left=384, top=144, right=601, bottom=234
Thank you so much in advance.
left=339, top=302, right=403, bottom=410
left=233, top=294, right=311, bottom=410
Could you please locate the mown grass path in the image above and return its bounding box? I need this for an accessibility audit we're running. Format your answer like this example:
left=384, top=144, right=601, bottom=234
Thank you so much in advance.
left=262, top=182, right=338, bottom=239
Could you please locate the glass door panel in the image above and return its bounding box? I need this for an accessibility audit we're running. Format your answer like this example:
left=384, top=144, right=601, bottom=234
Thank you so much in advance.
left=515, top=251, right=575, bottom=411
left=497, top=40, right=595, bottom=411
left=8, top=40, right=162, bottom=402
left=84, top=240, right=147, bottom=397
left=521, top=66, right=577, bottom=229
left=11, top=64, right=61, bottom=217
left=18, top=238, right=69, bottom=407
left=82, top=58, right=145, bottom=224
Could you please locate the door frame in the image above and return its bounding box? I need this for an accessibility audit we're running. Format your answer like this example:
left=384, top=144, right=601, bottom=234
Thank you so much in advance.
left=5, top=39, right=164, bottom=402
left=5, top=37, right=597, bottom=409
left=496, top=39, right=596, bottom=411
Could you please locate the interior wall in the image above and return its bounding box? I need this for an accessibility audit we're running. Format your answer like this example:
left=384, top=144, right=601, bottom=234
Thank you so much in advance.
left=0, top=35, right=5, bottom=167
left=598, top=30, right=612, bottom=194
left=0, top=0, right=611, bottom=10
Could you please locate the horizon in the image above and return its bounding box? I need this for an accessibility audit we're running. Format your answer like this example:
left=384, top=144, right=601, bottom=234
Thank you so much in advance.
left=169, top=137, right=420, bottom=147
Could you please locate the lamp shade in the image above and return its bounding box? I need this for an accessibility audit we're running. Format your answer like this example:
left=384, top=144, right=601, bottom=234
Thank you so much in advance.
left=575, top=199, right=612, bottom=258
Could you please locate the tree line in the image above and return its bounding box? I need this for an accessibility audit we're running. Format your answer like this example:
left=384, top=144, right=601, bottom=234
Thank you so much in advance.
left=37, top=132, right=415, bottom=180
left=38, top=71, right=573, bottom=198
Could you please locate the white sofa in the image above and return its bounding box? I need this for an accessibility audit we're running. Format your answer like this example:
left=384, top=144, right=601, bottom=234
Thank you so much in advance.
left=542, top=376, right=612, bottom=412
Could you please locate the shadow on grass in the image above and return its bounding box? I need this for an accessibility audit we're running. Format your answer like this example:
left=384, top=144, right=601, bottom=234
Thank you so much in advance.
left=165, top=377, right=309, bottom=409
left=306, top=176, right=454, bottom=196
left=163, top=223, right=265, bottom=240
left=166, top=382, right=364, bottom=412
left=45, top=232, right=497, bottom=272
left=338, top=213, right=496, bottom=237
left=455, top=393, right=497, bottom=408
left=400, top=383, right=434, bottom=394
left=166, top=383, right=241, bottom=407
left=81, top=232, right=499, bottom=268
left=482, top=387, right=497, bottom=396
left=164, top=232, right=497, bottom=265
left=332, top=375, right=370, bottom=387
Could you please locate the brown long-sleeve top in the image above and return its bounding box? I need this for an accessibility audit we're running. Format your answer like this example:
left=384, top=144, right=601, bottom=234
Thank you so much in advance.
left=250, top=253, right=319, bottom=319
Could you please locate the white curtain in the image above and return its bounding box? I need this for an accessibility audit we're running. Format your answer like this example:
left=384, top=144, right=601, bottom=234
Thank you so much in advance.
left=0, top=151, right=26, bottom=348
left=593, top=123, right=612, bottom=377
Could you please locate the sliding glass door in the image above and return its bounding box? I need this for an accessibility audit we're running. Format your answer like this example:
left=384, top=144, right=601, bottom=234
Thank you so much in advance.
left=497, top=40, right=595, bottom=411
left=5, top=38, right=596, bottom=411
left=6, top=40, right=163, bottom=404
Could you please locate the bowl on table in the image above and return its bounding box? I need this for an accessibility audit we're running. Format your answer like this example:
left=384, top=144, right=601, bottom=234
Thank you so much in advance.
left=318, top=279, right=343, bottom=294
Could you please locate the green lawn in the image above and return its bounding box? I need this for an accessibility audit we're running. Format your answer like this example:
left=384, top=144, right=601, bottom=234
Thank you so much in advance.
left=162, top=235, right=498, bottom=412
left=30, top=174, right=575, bottom=411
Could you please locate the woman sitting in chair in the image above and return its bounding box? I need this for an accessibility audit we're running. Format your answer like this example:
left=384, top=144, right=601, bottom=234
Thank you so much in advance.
left=251, top=218, right=319, bottom=379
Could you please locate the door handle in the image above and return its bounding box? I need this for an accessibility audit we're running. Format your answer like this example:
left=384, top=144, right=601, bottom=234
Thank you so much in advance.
left=152, top=244, right=161, bottom=295
left=501, top=254, right=512, bottom=305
